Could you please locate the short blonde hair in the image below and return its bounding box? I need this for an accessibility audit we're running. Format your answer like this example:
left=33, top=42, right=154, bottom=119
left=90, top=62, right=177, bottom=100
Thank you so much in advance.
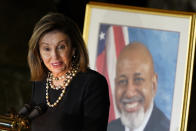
left=28, top=12, right=89, bottom=81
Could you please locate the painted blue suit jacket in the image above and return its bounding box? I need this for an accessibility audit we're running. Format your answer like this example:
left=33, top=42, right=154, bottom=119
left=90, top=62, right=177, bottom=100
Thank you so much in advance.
left=107, top=104, right=170, bottom=131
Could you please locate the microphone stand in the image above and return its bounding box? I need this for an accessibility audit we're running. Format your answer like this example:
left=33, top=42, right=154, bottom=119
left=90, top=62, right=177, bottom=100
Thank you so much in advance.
left=0, top=103, right=47, bottom=131
left=0, top=113, right=29, bottom=131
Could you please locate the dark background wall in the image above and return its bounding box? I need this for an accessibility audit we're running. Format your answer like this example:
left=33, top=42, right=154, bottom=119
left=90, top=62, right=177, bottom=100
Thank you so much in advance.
left=0, top=0, right=195, bottom=130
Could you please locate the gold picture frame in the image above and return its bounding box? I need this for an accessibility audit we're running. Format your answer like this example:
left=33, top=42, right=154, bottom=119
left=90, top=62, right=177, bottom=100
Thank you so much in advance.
left=83, top=2, right=196, bottom=131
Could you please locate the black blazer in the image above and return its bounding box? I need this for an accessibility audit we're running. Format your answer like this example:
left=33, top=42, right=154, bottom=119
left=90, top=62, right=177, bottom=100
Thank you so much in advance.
left=107, top=104, right=170, bottom=131
left=31, top=69, right=110, bottom=131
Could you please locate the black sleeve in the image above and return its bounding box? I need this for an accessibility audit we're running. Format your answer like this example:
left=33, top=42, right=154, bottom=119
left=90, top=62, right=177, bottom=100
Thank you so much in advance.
left=82, top=73, right=110, bottom=131
left=30, top=81, right=45, bottom=106
left=30, top=81, right=36, bottom=106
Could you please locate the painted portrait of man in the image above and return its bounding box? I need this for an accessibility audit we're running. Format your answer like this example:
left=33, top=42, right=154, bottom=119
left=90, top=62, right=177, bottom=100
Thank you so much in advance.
left=95, top=23, right=180, bottom=130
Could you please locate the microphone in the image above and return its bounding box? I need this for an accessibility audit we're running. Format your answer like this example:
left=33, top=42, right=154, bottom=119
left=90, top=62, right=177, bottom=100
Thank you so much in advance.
left=0, top=103, right=47, bottom=131
left=18, top=103, right=34, bottom=117
left=27, top=104, right=47, bottom=121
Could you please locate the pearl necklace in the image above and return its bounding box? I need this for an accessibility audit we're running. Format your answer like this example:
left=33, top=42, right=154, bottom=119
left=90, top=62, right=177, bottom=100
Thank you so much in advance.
left=51, top=74, right=65, bottom=81
left=46, top=65, right=79, bottom=107
left=48, top=72, right=65, bottom=90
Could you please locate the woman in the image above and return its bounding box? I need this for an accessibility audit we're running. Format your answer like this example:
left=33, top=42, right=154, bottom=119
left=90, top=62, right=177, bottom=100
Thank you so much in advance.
left=27, top=12, right=110, bottom=131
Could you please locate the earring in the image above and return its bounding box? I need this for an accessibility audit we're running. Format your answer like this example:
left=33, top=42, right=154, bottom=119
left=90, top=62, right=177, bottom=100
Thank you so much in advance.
left=72, top=55, right=77, bottom=65
left=73, top=55, right=76, bottom=59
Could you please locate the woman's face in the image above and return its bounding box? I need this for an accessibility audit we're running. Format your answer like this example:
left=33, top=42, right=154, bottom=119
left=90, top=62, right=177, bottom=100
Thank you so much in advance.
left=39, top=30, right=72, bottom=77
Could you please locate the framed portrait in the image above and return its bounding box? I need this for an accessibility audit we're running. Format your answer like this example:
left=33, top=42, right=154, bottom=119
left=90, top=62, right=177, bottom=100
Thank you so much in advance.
left=83, top=2, right=196, bottom=131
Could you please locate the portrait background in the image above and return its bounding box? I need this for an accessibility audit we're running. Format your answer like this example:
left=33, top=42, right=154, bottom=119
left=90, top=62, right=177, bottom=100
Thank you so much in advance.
left=127, top=26, right=180, bottom=119
left=96, top=23, right=180, bottom=120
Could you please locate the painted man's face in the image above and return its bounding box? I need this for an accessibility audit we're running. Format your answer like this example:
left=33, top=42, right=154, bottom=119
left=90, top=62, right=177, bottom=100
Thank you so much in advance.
left=115, top=43, right=157, bottom=129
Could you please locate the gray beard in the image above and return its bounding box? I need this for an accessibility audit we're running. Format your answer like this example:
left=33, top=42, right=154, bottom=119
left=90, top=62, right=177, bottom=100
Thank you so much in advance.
left=120, top=107, right=145, bottom=130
